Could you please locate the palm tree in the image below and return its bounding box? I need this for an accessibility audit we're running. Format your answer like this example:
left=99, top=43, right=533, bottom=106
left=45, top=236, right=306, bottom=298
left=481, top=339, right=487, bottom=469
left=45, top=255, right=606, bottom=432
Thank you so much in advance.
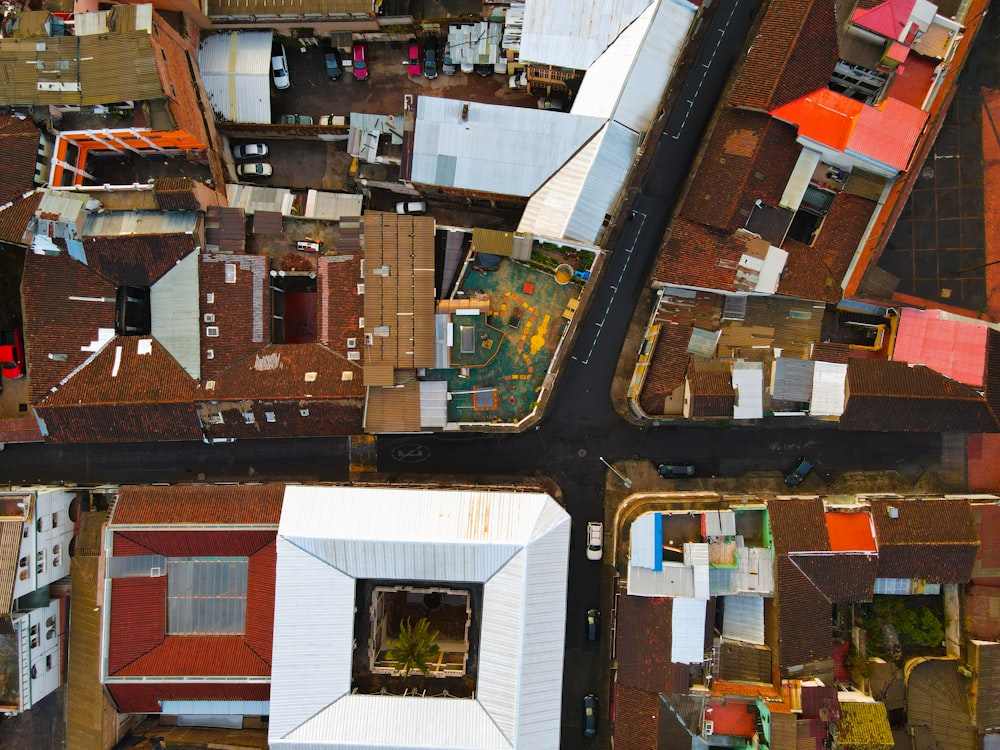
left=386, top=617, right=441, bottom=676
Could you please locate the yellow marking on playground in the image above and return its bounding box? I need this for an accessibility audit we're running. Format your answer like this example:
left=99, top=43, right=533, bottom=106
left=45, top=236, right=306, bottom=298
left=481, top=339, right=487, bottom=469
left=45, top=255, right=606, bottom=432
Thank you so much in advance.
left=529, top=314, right=551, bottom=356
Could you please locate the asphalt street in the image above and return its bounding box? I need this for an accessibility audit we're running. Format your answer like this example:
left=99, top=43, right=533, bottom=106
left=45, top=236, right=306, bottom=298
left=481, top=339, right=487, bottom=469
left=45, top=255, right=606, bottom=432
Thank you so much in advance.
left=0, top=0, right=954, bottom=746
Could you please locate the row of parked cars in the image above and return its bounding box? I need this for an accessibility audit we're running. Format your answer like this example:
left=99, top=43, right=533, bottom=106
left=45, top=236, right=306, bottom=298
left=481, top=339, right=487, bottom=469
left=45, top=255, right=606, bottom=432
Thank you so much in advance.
left=271, top=39, right=370, bottom=87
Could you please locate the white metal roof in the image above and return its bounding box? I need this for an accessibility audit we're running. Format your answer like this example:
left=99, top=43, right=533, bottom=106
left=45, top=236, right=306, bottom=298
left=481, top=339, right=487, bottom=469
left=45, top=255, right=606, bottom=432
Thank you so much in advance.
left=518, top=121, right=638, bottom=244
left=151, top=250, right=200, bottom=381
left=811, top=361, right=848, bottom=416
left=225, top=184, right=295, bottom=215
left=198, top=31, right=272, bottom=124
left=304, top=190, right=364, bottom=220
left=270, top=486, right=570, bottom=750
left=410, top=97, right=605, bottom=198
left=732, top=362, right=764, bottom=419
left=519, top=0, right=654, bottom=70
left=671, top=597, right=707, bottom=663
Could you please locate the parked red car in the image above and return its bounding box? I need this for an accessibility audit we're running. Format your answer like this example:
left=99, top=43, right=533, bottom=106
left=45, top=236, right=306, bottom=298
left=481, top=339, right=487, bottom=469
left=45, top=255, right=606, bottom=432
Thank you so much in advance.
left=352, top=40, right=369, bottom=80
left=0, top=329, right=25, bottom=379
left=407, top=38, right=421, bottom=77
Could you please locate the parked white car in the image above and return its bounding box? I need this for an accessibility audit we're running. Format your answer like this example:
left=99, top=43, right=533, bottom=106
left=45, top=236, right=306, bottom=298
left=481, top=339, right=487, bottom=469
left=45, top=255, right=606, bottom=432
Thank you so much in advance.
left=395, top=201, right=427, bottom=215
left=232, top=143, right=268, bottom=160
left=271, top=45, right=290, bottom=89
left=237, top=162, right=273, bottom=178
left=586, top=521, right=603, bottom=561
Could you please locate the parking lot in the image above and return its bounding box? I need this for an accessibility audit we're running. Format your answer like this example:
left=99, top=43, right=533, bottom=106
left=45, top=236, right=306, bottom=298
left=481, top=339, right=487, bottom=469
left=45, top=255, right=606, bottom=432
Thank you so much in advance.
left=271, top=35, right=536, bottom=123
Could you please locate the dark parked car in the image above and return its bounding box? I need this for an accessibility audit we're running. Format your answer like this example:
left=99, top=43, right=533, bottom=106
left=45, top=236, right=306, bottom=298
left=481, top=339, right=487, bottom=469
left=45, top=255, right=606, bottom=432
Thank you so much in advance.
left=784, top=456, right=814, bottom=487
left=658, top=462, right=695, bottom=478
left=583, top=694, right=598, bottom=738
left=424, top=36, right=438, bottom=79
left=323, top=39, right=342, bottom=80
left=0, top=329, right=25, bottom=379
left=586, top=609, right=600, bottom=641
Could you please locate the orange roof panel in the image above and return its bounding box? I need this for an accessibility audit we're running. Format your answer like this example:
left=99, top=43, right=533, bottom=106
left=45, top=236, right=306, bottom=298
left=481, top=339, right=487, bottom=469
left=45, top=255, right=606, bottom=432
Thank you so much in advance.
left=825, top=512, right=877, bottom=552
left=770, top=88, right=862, bottom=152
left=849, top=97, right=927, bottom=171
left=771, top=89, right=927, bottom=172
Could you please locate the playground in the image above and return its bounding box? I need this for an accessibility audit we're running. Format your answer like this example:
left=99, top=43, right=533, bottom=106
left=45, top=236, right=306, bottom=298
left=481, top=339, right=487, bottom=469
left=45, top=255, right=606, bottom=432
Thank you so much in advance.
left=429, top=256, right=581, bottom=424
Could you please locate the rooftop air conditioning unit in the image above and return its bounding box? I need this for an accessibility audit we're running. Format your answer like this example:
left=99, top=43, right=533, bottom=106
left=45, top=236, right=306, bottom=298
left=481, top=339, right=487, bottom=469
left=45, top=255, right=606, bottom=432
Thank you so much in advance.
left=704, top=720, right=714, bottom=736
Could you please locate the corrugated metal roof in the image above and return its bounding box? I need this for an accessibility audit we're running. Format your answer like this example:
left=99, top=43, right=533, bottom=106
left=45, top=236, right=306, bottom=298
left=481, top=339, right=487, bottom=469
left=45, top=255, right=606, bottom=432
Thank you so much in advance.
left=410, top=97, right=605, bottom=197
left=564, top=121, right=640, bottom=243
left=83, top=210, right=198, bottom=237
left=303, top=190, right=363, bottom=221
left=772, top=357, right=815, bottom=402
left=0, top=32, right=163, bottom=106
left=0, top=519, right=22, bottom=619
left=363, top=380, right=422, bottom=432
left=270, top=486, right=570, bottom=750
left=198, top=32, right=272, bottom=124
left=892, top=307, right=989, bottom=387
left=721, top=595, right=765, bottom=645
left=226, top=184, right=295, bottom=215
left=810, top=361, right=847, bottom=416
left=363, top=213, right=436, bottom=372
left=519, top=0, right=653, bottom=70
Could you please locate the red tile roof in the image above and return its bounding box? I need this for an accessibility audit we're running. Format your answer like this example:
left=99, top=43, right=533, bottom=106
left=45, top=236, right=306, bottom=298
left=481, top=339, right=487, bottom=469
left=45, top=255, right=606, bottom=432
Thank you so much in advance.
left=108, top=682, right=270, bottom=714
left=198, top=398, right=364, bottom=441
left=20, top=252, right=116, bottom=403
left=107, top=576, right=167, bottom=674
left=891, top=307, right=988, bottom=387
left=0, top=190, right=41, bottom=245
left=615, top=594, right=674, bottom=692
left=768, top=498, right=830, bottom=555
left=775, top=557, right=833, bottom=674
left=41, top=335, right=198, bottom=408
left=687, top=370, right=734, bottom=417
left=318, top=254, right=365, bottom=357
left=107, top=527, right=277, bottom=695
left=790, top=551, right=878, bottom=602
left=652, top=219, right=749, bottom=291
left=82, top=234, right=197, bottom=286
left=728, top=0, right=839, bottom=111
left=613, top=686, right=659, bottom=750
left=637, top=325, right=690, bottom=416
left=771, top=90, right=927, bottom=172
left=36, top=401, right=203, bottom=443
left=111, top=484, right=284, bottom=526
left=777, top=193, right=878, bottom=303
left=114, top=529, right=277, bottom=557
left=200, top=253, right=271, bottom=378
left=869, top=498, right=978, bottom=583
left=0, top=115, right=41, bottom=207
left=683, top=113, right=799, bottom=233
left=209, top=343, right=364, bottom=400
left=839, top=359, right=999, bottom=432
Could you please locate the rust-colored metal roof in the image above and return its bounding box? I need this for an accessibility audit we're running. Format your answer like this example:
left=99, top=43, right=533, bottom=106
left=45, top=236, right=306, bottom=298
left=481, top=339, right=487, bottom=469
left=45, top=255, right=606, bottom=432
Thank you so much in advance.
left=362, top=212, right=436, bottom=374
left=364, top=379, right=422, bottom=433
left=826, top=511, right=876, bottom=552
left=205, top=206, right=246, bottom=254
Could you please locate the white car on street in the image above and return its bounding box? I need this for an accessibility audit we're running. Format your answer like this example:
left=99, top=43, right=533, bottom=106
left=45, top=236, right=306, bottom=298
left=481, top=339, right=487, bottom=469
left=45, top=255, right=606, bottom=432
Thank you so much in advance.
left=586, top=521, right=603, bottom=561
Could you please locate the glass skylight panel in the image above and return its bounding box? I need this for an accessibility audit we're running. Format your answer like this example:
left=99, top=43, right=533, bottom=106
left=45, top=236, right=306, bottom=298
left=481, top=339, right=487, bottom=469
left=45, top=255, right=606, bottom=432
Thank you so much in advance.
left=167, top=557, right=248, bottom=635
